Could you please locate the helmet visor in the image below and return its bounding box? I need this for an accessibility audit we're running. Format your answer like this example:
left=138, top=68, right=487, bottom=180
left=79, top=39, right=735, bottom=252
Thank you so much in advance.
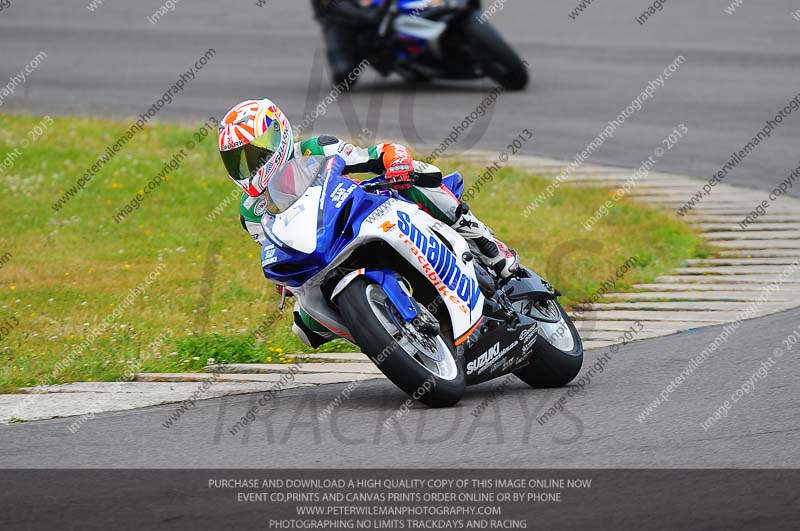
left=220, top=125, right=283, bottom=182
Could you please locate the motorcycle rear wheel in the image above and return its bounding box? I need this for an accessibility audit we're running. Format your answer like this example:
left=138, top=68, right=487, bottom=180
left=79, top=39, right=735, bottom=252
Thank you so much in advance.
left=337, top=278, right=466, bottom=407
left=513, top=300, right=583, bottom=388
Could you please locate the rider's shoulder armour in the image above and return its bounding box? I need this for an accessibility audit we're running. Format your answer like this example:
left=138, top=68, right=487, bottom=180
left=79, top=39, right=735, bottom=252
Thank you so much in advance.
left=298, top=136, right=343, bottom=156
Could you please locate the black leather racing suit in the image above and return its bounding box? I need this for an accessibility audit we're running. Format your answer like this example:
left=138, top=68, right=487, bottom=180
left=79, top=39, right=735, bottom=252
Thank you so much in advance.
left=310, top=0, right=380, bottom=85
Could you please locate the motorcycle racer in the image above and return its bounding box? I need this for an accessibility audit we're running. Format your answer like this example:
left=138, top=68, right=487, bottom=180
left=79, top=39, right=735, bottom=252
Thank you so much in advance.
left=218, top=98, right=518, bottom=347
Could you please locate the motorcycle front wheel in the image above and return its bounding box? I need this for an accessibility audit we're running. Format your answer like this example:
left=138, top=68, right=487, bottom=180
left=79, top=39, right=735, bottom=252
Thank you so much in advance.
left=337, top=278, right=466, bottom=407
left=460, top=13, right=529, bottom=91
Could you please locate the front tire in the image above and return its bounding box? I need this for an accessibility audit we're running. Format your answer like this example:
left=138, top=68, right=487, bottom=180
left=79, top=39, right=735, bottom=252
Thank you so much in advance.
left=337, top=278, right=466, bottom=407
left=514, top=300, right=583, bottom=387
left=460, top=14, right=529, bottom=91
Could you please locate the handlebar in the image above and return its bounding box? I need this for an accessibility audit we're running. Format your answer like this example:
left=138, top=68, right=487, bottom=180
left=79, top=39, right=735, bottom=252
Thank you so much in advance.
left=360, top=172, right=420, bottom=193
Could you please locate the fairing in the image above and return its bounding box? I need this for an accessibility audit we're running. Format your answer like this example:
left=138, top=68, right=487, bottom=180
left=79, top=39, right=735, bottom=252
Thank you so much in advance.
left=260, top=156, right=483, bottom=343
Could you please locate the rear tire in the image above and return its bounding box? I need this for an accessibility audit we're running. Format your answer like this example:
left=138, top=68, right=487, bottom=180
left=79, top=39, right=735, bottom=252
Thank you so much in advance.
left=460, top=14, right=529, bottom=90
left=514, top=301, right=583, bottom=387
left=337, top=278, right=465, bottom=407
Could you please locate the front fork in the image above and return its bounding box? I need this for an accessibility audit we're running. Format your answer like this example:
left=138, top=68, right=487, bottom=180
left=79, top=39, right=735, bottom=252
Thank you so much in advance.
left=332, top=268, right=419, bottom=323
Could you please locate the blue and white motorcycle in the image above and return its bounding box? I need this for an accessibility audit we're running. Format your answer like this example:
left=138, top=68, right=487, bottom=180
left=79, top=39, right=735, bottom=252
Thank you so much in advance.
left=348, top=0, right=529, bottom=90
left=261, top=156, right=581, bottom=406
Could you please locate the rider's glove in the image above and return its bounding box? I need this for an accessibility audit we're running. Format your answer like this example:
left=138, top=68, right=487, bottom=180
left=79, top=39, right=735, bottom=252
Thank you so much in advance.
left=383, top=144, right=414, bottom=191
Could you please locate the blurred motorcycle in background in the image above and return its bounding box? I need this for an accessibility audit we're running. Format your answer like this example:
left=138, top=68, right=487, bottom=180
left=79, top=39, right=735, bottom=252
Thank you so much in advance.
left=314, top=0, right=529, bottom=91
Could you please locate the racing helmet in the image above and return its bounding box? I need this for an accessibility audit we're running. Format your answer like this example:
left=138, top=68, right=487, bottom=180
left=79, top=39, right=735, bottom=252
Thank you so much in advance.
left=218, top=98, right=294, bottom=197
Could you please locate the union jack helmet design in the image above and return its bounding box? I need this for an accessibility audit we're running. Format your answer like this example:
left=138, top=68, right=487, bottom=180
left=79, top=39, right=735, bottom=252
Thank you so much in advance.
left=218, top=98, right=294, bottom=197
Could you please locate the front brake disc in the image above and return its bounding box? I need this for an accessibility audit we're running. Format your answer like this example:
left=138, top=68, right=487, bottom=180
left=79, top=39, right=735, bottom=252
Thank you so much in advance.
left=386, top=301, right=445, bottom=362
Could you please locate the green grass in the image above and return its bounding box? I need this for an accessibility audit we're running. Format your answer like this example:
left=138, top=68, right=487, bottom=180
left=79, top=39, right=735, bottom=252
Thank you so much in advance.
left=0, top=114, right=710, bottom=392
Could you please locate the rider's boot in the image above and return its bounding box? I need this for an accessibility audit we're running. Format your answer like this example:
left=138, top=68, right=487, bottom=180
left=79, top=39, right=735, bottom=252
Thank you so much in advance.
left=322, top=22, right=362, bottom=88
left=450, top=204, right=519, bottom=279
left=292, top=303, right=336, bottom=349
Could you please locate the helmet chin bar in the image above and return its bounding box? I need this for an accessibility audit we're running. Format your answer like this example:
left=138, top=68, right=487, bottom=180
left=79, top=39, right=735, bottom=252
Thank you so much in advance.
left=244, top=182, right=262, bottom=197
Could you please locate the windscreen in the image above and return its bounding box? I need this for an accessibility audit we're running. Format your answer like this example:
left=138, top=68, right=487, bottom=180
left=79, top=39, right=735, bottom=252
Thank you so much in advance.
left=264, top=156, right=326, bottom=215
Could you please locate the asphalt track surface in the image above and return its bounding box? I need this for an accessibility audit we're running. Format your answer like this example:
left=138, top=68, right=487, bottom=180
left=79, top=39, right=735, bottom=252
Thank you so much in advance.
left=1, top=0, right=799, bottom=472
left=2, top=307, right=799, bottom=468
